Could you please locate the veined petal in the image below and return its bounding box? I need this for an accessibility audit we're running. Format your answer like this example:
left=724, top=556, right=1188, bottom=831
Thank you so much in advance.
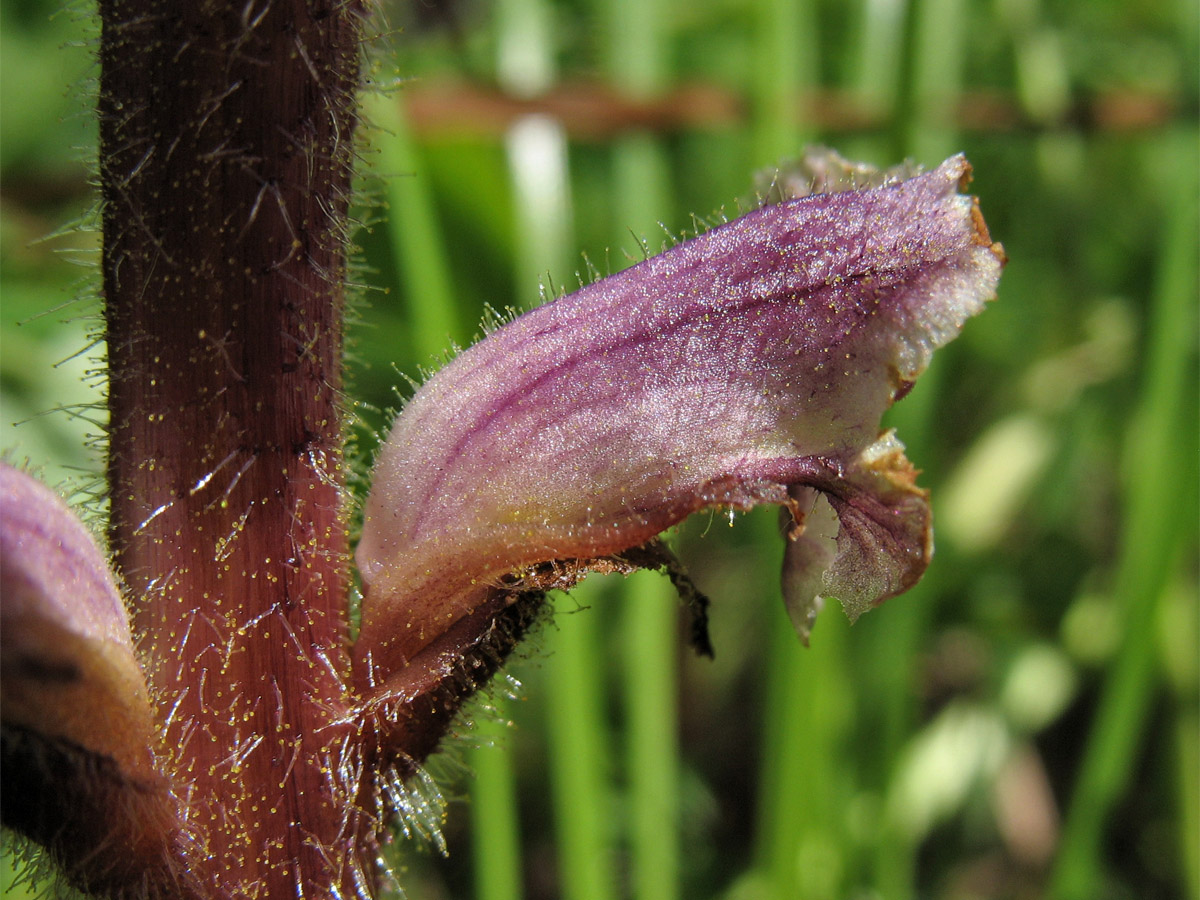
left=792, top=430, right=933, bottom=627
left=356, top=153, right=1003, bottom=679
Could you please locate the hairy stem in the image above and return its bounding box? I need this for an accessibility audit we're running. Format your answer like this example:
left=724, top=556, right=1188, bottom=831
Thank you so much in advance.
left=100, top=1, right=368, bottom=895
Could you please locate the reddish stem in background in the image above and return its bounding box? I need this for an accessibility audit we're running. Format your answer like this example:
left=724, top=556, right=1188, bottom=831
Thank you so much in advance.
left=100, top=2, right=369, bottom=895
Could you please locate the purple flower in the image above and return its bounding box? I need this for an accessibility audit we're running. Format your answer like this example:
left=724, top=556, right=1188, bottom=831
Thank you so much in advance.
left=355, top=151, right=1005, bottom=684
left=1, top=462, right=182, bottom=890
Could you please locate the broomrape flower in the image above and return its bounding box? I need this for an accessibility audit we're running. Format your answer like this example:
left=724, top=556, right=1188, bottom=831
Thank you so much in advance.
left=1, top=149, right=1002, bottom=897
left=354, top=150, right=1005, bottom=687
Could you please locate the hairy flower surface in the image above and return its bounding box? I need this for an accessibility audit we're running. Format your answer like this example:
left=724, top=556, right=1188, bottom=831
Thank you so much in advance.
left=0, top=462, right=181, bottom=891
left=356, top=152, right=1005, bottom=680
left=0, top=463, right=156, bottom=777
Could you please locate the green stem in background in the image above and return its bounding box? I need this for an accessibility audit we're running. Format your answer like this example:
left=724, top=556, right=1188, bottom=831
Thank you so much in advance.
left=854, top=0, right=906, bottom=125
left=469, top=708, right=524, bottom=900
left=754, top=586, right=854, bottom=900
left=365, top=90, right=463, bottom=360
left=859, top=573, right=938, bottom=899
left=439, top=2, right=570, bottom=896
left=602, top=0, right=665, bottom=101
left=546, top=586, right=618, bottom=900
left=751, top=0, right=819, bottom=165
left=902, top=0, right=966, bottom=162
left=622, top=572, right=680, bottom=900
left=842, top=0, right=907, bottom=167
left=844, top=0, right=922, bottom=834
left=1049, top=130, right=1199, bottom=900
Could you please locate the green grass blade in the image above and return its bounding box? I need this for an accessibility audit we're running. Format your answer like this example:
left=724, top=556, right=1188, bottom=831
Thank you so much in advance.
left=752, top=0, right=819, bottom=164
left=622, top=571, right=680, bottom=900
left=545, top=585, right=618, bottom=900
left=363, top=90, right=463, bottom=360
left=469, top=708, right=525, bottom=900
left=754, top=599, right=854, bottom=900
left=904, top=0, right=966, bottom=162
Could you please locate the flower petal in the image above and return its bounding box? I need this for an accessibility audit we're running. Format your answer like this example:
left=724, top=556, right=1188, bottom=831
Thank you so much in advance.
left=1, top=462, right=180, bottom=889
left=804, top=431, right=932, bottom=618
left=780, top=487, right=838, bottom=646
left=356, top=153, right=1003, bottom=678
left=0, top=463, right=156, bottom=771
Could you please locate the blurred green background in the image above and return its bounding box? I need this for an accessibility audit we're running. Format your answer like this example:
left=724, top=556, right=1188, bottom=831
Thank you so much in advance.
left=1, top=0, right=1196, bottom=898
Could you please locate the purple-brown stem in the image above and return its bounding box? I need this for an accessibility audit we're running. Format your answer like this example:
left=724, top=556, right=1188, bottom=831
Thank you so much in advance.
left=100, top=1, right=369, bottom=894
